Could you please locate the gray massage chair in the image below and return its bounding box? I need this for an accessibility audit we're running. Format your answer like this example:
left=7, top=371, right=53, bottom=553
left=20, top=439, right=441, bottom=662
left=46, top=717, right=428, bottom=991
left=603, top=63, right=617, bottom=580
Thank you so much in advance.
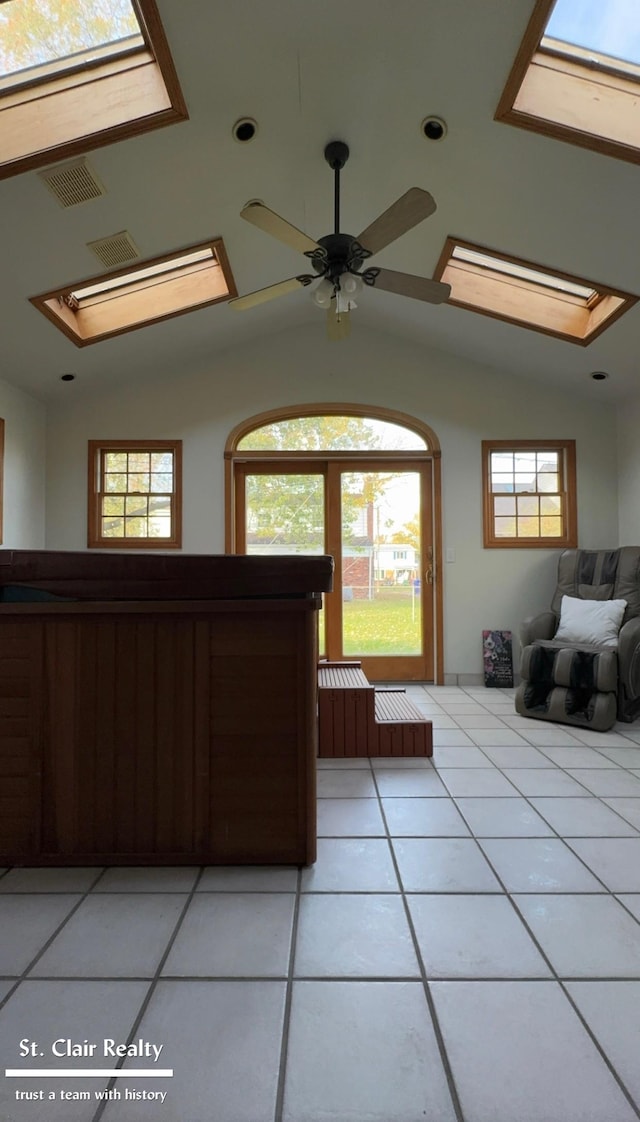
left=515, top=548, right=640, bottom=732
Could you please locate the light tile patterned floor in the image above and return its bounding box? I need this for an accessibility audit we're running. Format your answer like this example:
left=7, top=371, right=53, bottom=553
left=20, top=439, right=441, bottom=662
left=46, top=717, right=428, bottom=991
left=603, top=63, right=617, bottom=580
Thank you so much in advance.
left=2, top=686, right=640, bottom=1120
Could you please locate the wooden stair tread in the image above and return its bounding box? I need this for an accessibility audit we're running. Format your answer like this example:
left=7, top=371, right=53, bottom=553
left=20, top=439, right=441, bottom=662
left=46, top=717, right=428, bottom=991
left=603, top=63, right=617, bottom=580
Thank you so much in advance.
left=318, top=665, right=371, bottom=690
left=374, top=690, right=426, bottom=724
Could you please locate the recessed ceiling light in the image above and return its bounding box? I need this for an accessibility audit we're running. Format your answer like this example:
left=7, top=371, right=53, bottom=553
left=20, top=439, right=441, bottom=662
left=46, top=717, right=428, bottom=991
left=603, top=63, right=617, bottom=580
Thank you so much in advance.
left=233, top=118, right=258, bottom=142
left=421, top=116, right=447, bottom=141
left=590, top=370, right=609, bottom=380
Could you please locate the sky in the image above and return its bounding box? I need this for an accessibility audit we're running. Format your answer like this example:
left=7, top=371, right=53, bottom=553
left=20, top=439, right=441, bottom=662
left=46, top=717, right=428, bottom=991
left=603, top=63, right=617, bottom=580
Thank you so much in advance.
left=0, top=0, right=140, bottom=76
left=546, top=0, right=640, bottom=65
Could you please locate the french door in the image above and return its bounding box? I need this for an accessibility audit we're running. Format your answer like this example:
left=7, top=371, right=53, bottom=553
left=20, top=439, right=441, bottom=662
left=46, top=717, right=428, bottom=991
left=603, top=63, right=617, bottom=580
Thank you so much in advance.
left=234, top=458, right=434, bottom=681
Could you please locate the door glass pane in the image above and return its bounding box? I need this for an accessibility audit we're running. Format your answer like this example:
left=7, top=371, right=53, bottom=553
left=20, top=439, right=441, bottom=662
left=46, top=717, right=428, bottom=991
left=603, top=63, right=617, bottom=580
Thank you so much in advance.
left=244, top=473, right=326, bottom=653
left=341, top=471, right=421, bottom=657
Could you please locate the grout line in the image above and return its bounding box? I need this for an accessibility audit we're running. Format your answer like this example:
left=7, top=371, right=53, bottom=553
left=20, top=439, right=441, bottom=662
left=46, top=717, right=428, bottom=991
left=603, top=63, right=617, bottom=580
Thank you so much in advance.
left=0, top=868, right=106, bottom=1014
left=448, top=780, right=640, bottom=1121
left=5, top=969, right=640, bottom=984
left=370, top=766, right=466, bottom=1122
left=273, top=867, right=302, bottom=1122
left=90, top=866, right=206, bottom=1122
left=438, top=751, right=640, bottom=905
left=393, top=688, right=640, bottom=1111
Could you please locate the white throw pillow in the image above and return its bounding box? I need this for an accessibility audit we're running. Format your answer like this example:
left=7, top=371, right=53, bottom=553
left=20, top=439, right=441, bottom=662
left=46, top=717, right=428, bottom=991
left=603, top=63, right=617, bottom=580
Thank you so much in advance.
left=555, top=595, right=627, bottom=650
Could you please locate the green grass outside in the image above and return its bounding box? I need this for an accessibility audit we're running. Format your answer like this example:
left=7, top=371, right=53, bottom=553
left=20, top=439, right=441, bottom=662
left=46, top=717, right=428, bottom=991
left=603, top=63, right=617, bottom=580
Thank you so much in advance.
left=341, top=595, right=421, bottom=655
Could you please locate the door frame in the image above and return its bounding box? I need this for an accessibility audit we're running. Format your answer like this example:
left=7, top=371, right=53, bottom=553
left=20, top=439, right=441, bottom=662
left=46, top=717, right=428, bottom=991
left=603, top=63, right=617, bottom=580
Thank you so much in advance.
left=326, top=459, right=433, bottom=681
left=225, top=403, right=444, bottom=684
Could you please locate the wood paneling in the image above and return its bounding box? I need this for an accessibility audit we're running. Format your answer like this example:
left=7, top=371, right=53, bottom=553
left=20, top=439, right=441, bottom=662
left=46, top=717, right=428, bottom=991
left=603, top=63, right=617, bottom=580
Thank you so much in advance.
left=0, top=593, right=323, bottom=866
left=0, top=625, right=42, bottom=857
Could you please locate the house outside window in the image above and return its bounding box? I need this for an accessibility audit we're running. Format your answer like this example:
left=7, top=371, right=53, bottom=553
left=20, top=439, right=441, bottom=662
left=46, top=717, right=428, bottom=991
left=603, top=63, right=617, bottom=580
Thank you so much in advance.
left=88, top=439, right=182, bottom=548
left=482, top=439, right=577, bottom=548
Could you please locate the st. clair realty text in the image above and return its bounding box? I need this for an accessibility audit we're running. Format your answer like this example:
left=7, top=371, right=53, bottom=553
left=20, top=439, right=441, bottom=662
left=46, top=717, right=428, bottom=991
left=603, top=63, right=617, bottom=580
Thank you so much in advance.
left=19, top=1039, right=164, bottom=1062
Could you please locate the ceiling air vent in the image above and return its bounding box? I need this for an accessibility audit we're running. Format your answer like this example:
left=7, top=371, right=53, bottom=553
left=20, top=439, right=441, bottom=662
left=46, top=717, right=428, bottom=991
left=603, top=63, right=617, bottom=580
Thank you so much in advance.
left=87, top=231, right=141, bottom=269
left=38, top=157, right=106, bottom=207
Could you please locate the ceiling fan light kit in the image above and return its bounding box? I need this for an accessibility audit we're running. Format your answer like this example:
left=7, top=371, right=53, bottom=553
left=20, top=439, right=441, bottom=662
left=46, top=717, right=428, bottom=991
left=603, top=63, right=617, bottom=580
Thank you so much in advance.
left=228, top=139, right=451, bottom=338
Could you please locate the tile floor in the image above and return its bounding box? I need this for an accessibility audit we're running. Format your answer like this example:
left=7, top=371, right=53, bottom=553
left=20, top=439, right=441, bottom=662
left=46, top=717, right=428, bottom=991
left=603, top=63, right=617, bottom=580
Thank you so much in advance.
left=2, top=686, right=640, bottom=1120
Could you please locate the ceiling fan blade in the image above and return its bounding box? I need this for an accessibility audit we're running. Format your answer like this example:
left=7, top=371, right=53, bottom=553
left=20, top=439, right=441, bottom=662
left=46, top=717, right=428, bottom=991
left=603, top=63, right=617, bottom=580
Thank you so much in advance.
left=357, top=188, right=437, bottom=256
left=371, top=268, right=451, bottom=304
left=326, top=308, right=351, bottom=341
left=240, top=202, right=320, bottom=254
left=228, top=276, right=311, bottom=311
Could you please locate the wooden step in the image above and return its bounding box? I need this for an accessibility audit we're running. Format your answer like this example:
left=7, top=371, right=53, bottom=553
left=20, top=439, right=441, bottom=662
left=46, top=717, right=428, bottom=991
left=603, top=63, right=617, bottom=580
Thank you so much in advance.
left=317, top=662, right=432, bottom=758
left=317, top=663, right=373, bottom=758
left=374, top=689, right=432, bottom=757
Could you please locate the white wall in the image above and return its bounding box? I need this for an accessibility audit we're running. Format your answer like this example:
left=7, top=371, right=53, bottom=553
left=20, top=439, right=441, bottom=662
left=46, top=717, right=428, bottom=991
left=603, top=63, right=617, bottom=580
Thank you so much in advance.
left=617, top=397, right=640, bottom=546
left=44, top=324, right=619, bottom=679
left=0, top=378, right=46, bottom=549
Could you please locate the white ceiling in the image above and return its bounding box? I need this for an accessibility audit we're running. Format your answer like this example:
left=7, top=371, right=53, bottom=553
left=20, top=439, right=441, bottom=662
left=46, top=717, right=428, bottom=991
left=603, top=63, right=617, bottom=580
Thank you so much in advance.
left=3, top=0, right=640, bottom=403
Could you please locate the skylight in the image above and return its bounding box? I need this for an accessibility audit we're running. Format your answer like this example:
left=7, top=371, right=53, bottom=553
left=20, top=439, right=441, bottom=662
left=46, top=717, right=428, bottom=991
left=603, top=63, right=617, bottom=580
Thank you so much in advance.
left=70, top=249, right=215, bottom=303
left=544, top=0, right=640, bottom=68
left=30, top=240, right=237, bottom=346
left=450, top=247, right=596, bottom=300
left=0, top=0, right=143, bottom=86
left=0, top=0, right=187, bottom=180
left=496, top=0, right=640, bottom=163
left=435, top=238, right=636, bottom=344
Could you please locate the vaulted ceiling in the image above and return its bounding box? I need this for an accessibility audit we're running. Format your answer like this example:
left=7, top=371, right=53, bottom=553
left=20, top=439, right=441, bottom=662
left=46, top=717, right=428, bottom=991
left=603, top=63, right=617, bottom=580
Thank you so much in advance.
left=2, top=0, right=639, bottom=402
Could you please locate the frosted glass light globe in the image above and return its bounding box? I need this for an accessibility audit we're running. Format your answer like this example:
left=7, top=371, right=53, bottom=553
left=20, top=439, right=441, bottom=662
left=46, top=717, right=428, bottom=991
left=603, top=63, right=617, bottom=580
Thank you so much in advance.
left=313, top=278, right=334, bottom=308
left=342, top=273, right=362, bottom=296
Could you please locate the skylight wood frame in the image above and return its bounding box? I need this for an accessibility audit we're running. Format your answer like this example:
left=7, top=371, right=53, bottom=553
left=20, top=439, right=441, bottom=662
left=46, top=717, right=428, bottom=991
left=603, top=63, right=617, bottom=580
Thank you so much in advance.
left=88, top=438, right=182, bottom=549
left=30, top=238, right=237, bottom=346
left=433, top=237, right=636, bottom=345
left=482, top=439, right=577, bottom=550
left=0, top=0, right=188, bottom=180
left=496, top=0, right=640, bottom=164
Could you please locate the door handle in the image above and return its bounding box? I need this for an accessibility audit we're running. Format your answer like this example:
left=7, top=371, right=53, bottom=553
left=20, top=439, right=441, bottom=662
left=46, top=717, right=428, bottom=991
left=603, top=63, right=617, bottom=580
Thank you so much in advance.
left=426, top=565, right=434, bottom=585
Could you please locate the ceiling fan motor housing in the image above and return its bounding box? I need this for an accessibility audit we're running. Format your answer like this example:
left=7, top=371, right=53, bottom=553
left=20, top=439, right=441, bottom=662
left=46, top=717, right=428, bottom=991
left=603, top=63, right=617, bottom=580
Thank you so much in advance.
left=307, top=232, right=376, bottom=290
left=311, top=233, right=363, bottom=281
left=324, top=140, right=349, bottom=170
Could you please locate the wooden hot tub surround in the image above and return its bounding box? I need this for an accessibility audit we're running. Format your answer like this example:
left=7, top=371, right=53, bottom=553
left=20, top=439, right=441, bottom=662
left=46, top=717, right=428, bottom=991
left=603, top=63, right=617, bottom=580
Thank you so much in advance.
left=0, top=550, right=333, bottom=868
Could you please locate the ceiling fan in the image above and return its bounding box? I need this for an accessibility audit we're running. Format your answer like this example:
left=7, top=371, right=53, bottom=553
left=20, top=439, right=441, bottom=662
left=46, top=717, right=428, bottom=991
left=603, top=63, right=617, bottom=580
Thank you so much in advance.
left=228, top=140, right=451, bottom=339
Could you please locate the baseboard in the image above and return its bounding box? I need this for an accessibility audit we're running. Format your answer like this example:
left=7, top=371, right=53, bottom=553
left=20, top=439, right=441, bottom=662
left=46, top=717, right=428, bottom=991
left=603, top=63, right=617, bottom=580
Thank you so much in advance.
left=443, top=672, right=520, bottom=688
